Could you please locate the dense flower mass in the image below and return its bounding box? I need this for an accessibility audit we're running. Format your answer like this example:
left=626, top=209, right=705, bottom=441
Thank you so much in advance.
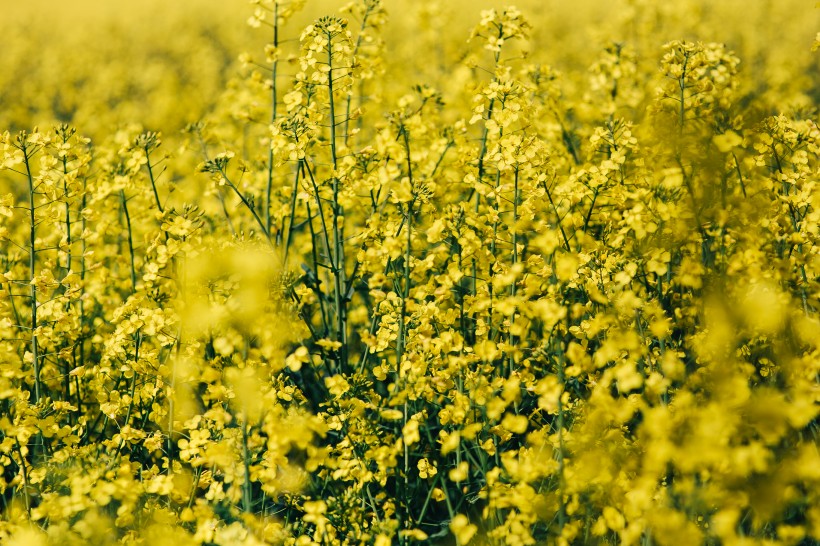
left=0, top=1, right=818, bottom=545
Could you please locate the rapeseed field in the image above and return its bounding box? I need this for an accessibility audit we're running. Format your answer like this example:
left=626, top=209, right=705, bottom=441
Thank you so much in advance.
left=1, top=1, right=818, bottom=544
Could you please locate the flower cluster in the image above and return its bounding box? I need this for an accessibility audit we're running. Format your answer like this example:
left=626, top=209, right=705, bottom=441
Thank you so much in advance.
left=0, top=1, right=818, bottom=545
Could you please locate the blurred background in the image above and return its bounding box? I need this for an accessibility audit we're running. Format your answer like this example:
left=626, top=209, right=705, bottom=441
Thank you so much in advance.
left=0, top=0, right=817, bottom=137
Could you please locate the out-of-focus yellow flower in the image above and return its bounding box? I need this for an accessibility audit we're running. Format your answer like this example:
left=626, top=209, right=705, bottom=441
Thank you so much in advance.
left=450, top=514, right=478, bottom=545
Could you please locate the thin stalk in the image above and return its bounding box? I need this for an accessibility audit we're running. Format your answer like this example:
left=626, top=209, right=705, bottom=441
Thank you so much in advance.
left=114, top=333, right=142, bottom=460
left=166, top=333, right=181, bottom=460
left=468, top=41, right=502, bottom=329
left=472, top=96, right=496, bottom=304
left=396, top=126, right=415, bottom=363
left=355, top=250, right=398, bottom=375
left=416, top=472, right=441, bottom=525
left=120, top=190, right=137, bottom=293
left=458, top=242, right=467, bottom=345
left=62, top=154, right=72, bottom=273
left=438, top=477, right=456, bottom=521
left=326, top=28, right=347, bottom=370
left=61, top=340, right=71, bottom=409
left=187, top=466, right=202, bottom=509
left=59, top=145, right=76, bottom=410
left=23, top=147, right=41, bottom=404
left=67, top=348, right=79, bottom=424
left=78, top=179, right=87, bottom=401
left=541, top=179, right=572, bottom=252
left=402, top=399, right=410, bottom=540
left=344, top=2, right=376, bottom=147
left=145, top=146, right=164, bottom=215
left=488, top=170, right=501, bottom=342
left=13, top=439, right=31, bottom=519
left=471, top=35, right=501, bottom=202
left=241, top=420, right=253, bottom=513
left=398, top=198, right=414, bottom=537
left=265, top=2, right=280, bottom=236
left=216, top=187, right=238, bottom=238
left=4, top=281, right=22, bottom=343
left=282, top=162, right=301, bottom=266
left=678, top=52, right=690, bottom=139
left=511, top=165, right=520, bottom=270
left=732, top=152, right=747, bottom=197
left=476, top=96, right=497, bottom=191
left=673, top=54, right=713, bottom=265
left=305, top=199, right=331, bottom=340
left=554, top=109, right=581, bottom=166
left=216, top=166, right=273, bottom=248
left=554, top=337, right=567, bottom=533
left=326, top=31, right=339, bottom=174
left=582, top=187, right=600, bottom=233
left=302, top=161, right=335, bottom=284
left=509, top=165, right=520, bottom=375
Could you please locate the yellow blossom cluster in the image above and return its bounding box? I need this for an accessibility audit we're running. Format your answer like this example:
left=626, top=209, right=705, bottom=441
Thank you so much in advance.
left=0, top=1, right=818, bottom=545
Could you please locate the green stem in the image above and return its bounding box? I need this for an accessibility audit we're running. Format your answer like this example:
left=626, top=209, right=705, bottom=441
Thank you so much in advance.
left=78, top=179, right=87, bottom=405
left=344, top=2, right=376, bottom=147
left=509, top=165, right=519, bottom=376
left=678, top=51, right=689, bottom=139
left=217, top=166, right=274, bottom=249
left=62, top=155, right=72, bottom=274
left=241, top=420, right=253, bottom=513
left=23, top=146, right=41, bottom=404
left=304, top=198, right=331, bottom=340
left=265, top=2, right=280, bottom=236
left=282, top=163, right=301, bottom=267
left=542, top=179, right=571, bottom=252
left=555, top=337, right=567, bottom=533
left=120, top=190, right=137, bottom=293
left=145, top=146, right=164, bottom=215
left=732, top=152, right=747, bottom=197
left=326, top=29, right=347, bottom=371
left=13, top=439, right=31, bottom=519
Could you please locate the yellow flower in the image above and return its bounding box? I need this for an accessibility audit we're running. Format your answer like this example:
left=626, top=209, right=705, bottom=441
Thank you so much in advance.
left=402, top=418, right=420, bottom=446
left=417, top=458, right=437, bottom=479
left=449, top=514, right=478, bottom=545
left=448, top=461, right=469, bottom=483
left=501, top=413, right=528, bottom=435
